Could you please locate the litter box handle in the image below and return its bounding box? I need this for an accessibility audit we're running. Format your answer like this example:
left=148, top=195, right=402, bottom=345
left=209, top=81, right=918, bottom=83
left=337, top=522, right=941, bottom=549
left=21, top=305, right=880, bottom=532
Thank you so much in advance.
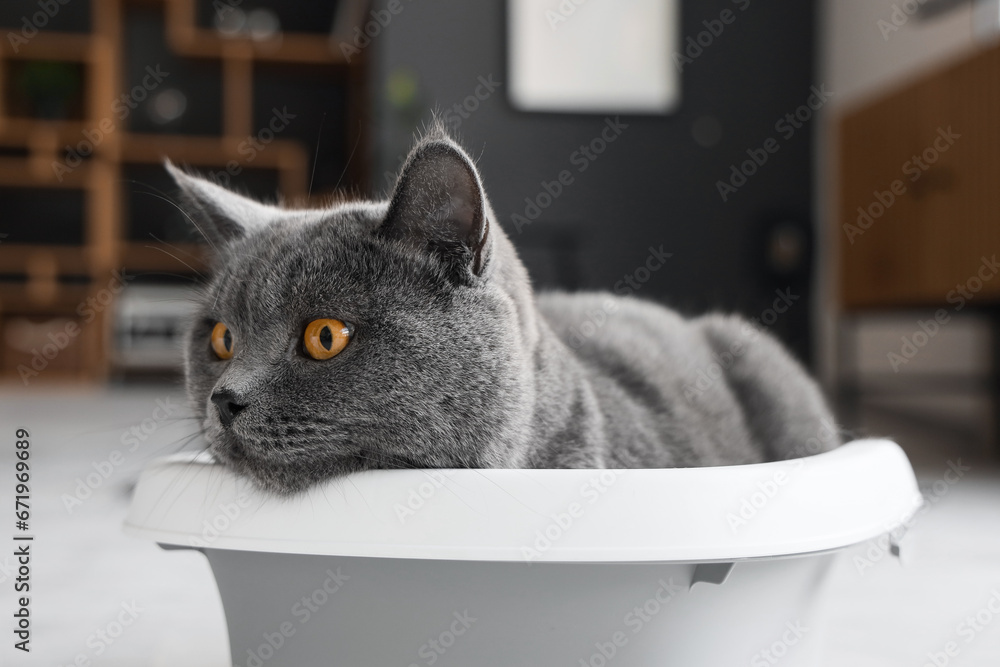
left=690, top=562, right=735, bottom=588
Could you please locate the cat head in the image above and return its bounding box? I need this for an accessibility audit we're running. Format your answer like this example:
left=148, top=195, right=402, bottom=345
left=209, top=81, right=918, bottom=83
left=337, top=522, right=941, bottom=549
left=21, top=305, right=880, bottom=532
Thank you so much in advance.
left=169, top=129, right=534, bottom=495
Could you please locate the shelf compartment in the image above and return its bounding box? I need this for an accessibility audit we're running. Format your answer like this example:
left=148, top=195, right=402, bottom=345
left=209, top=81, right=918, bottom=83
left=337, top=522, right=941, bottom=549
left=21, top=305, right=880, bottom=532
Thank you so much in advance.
left=0, top=186, right=87, bottom=244
left=253, top=61, right=350, bottom=197
left=0, top=1, right=92, bottom=35
left=123, top=4, right=224, bottom=136
left=193, top=0, right=342, bottom=35
left=2, top=58, right=88, bottom=121
left=168, top=0, right=349, bottom=64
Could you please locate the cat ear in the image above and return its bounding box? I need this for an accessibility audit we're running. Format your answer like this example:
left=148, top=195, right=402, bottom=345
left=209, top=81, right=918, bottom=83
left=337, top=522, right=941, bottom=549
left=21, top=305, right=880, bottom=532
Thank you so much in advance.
left=380, top=138, right=491, bottom=281
left=165, top=160, right=274, bottom=246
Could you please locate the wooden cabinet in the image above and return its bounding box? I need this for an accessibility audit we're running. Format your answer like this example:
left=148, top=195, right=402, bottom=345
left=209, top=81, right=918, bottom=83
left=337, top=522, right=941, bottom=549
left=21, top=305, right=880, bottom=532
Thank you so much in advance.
left=839, top=44, right=1000, bottom=310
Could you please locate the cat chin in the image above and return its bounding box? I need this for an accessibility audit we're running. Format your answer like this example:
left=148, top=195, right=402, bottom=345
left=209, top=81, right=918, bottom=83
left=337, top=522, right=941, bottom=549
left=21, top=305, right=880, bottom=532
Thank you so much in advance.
left=204, top=428, right=366, bottom=495
left=207, top=441, right=309, bottom=495
left=208, top=430, right=281, bottom=467
left=228, top=454, right=362, bottom=497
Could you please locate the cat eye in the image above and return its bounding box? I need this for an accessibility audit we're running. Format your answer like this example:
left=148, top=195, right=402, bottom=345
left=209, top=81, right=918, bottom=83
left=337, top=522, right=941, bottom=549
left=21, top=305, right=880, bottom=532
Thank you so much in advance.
left=211, top=322, right=235, bottom=360
left=303, top=319, right=352, bottom=360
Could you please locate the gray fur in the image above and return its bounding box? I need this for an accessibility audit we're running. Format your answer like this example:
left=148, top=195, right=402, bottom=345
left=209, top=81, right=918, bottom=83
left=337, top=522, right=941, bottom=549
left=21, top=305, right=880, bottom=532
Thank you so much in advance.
left=169, top=126, right=839, bottom=495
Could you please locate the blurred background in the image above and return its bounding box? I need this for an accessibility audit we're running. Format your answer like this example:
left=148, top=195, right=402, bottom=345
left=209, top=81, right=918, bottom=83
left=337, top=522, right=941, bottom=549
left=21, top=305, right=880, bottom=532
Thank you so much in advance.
left=0, top=0, right=998, bottom=665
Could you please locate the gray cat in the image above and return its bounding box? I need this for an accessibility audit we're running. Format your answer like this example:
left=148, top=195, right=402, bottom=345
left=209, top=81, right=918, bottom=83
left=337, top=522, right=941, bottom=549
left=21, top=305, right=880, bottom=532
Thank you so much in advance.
left=169, top=124, right=840, bottom=495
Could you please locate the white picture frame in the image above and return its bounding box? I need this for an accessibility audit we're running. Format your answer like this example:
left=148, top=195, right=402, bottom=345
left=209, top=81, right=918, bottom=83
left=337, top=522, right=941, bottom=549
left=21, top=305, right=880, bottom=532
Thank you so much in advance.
left=508, top=0, right=681, bottom=114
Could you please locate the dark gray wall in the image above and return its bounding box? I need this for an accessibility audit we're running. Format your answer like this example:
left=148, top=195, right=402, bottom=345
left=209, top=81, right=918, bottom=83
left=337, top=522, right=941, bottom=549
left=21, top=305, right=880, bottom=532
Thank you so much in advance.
left=371, top=0, right=818, bottom=364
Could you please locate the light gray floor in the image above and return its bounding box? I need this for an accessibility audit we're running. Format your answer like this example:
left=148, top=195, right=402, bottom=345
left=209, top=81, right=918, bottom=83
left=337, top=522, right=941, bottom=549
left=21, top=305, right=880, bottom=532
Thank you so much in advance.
left=0, top=387, right=998, bottom=666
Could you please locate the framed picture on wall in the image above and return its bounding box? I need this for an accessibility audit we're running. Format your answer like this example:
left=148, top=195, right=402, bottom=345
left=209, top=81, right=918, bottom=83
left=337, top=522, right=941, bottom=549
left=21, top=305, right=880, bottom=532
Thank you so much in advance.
left=507, top=0, right=681, bottom=113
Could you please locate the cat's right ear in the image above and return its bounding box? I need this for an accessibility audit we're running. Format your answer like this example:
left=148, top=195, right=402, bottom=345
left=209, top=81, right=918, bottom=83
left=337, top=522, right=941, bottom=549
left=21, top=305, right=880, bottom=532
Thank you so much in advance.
left=165, top=160, right=274, bottom=247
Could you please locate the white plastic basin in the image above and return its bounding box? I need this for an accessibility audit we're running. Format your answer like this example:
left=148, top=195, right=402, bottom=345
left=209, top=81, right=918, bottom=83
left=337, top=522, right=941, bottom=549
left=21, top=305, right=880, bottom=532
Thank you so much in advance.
left=125, top=439, right=920, bottom=667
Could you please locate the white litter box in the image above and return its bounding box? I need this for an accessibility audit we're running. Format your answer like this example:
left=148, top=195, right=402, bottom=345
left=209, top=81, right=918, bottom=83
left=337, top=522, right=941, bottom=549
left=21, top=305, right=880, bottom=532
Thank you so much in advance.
left=125, top=439, right=920, bottom=667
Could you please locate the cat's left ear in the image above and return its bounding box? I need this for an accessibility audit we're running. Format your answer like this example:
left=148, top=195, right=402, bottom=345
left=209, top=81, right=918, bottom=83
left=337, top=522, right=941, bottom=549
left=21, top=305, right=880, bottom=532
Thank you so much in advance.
left=165, top=160, right=275, bottom=247
left=379, top=139, right=492, bottom=282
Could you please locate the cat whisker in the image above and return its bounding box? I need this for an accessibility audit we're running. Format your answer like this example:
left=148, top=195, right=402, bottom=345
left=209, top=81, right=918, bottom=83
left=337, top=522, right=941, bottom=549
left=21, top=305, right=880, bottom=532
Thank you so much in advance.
left=144, top=234, right=208, bottom=280
left=307, top=111, right=327, bottom=198
left=136, top=244, right=205, bottom=281
left=132, top=186, right=220, bottom=256
left=332, top=123, right=362, bottom=194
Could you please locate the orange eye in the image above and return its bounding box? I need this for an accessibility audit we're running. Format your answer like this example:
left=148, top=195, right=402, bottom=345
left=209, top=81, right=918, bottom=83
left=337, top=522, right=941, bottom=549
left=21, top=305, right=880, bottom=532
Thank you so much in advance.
left=211, top=322, right=234, bottom=360
left=303, top=319, right=351, bottom=360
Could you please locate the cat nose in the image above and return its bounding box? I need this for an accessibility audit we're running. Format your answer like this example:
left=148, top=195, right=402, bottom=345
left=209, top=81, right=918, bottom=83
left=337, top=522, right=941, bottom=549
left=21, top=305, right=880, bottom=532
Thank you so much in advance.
left=211, top=390, right=247, bottom=428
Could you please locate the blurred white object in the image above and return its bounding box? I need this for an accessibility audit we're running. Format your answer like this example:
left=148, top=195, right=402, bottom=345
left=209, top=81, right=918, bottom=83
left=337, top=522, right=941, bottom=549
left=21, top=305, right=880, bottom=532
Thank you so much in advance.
left=213, top=6, right=246, bottom=36
left=126, top=439, right=919, bottom=666
left=246, top=8, right=281, bottom=41
left=509, top=0, right=680, bottom=113
left=974, top=0, right=1000, bottom=40
left=148, top=88, right=187, bottom=125
left=114, top=284, right=198, bottom=371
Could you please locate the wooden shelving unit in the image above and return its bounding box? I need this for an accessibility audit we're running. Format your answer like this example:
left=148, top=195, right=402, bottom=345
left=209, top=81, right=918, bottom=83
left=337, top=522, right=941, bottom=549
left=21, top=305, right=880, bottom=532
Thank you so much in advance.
left=0, top=0, right=369, bottom=383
